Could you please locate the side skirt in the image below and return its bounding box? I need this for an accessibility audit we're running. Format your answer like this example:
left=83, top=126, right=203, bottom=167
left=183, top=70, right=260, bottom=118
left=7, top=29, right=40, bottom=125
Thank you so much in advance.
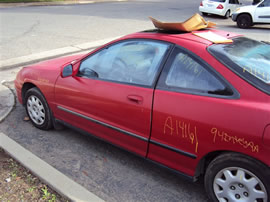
left=55, top=119, right=195, bottom=182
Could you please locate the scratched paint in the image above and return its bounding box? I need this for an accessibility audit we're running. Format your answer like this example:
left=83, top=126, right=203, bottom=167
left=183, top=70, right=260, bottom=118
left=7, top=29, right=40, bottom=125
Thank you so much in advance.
left=211, top=127, right=259, bottom=153
left=38, top=78, right=49, bottom=83
left=176, top=53, right=204, bottom=78
left=243, top=66, right=270, bottom=82
left=163, top=116, right=199, bottom=153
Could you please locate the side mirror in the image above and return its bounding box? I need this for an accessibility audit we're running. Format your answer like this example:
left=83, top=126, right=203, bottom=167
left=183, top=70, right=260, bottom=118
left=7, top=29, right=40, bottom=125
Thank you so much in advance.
left=62, top=64, right=73, bottom=78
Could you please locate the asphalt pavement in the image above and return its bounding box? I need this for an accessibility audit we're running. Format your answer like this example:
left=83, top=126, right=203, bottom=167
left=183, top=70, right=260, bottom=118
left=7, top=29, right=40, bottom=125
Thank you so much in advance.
left=0, top=0, right=127, bottom=8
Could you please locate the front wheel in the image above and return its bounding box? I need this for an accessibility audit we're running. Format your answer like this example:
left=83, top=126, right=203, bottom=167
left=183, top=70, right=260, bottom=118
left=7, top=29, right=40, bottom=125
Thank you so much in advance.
left=237, top=14, right=252, bottom=28
left=204, top=153, right=269, bottom=202
left=25, top=87, right=52, bottom=130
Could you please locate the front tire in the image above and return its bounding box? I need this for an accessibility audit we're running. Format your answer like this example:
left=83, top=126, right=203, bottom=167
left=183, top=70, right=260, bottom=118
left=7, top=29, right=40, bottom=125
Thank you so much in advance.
left=237, top=14, right=252, bottom=28
left=25, top=87, right=52, bottom=130
left=204, top=153, right=269, bottom=202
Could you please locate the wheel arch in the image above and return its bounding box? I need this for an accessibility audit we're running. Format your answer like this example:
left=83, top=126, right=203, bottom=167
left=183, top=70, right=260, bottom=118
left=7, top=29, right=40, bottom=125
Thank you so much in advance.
left=236, top=12, right=253, bottom=23
left=194, top=150, right=269, bottom=180
left=195, top=150, right=227, bottom=180
left=21, top=82, right=38, bottom=105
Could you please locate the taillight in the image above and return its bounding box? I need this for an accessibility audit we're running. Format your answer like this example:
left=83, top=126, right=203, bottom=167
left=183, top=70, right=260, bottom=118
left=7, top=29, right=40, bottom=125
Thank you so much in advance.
left=200, top=1, right=203, bottom=6
left=216, top=4, right=224, bottom=9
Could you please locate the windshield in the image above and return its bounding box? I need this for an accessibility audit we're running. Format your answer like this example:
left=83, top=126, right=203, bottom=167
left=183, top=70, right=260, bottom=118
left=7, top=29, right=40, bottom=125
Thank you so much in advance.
left=208, top=37, right=270, bottom=94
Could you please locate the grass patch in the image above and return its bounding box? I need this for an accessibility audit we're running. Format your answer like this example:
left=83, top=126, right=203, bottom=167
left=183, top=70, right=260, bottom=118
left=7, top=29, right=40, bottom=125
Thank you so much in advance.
left=0, top=148, right=70, bottom=202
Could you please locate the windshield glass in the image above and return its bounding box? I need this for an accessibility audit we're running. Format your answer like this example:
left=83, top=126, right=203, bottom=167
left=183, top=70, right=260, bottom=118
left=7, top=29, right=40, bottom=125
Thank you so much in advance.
left=208, top=37, right=270, bottom=94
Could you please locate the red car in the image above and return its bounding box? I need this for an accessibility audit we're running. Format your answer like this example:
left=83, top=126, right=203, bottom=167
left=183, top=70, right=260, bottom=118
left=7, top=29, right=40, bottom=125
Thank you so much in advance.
left=15, top=29, right=270, bottom=201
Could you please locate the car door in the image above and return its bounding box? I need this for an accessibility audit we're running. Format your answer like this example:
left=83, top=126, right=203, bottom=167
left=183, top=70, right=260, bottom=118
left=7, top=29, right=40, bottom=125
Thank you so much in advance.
left=254, top=0, right=270, bottom=23
left=147, top=46, right=237, bottom=176
left=229, top=0, right=240, bottom=13
left=54, top=39, right=171, bottom=157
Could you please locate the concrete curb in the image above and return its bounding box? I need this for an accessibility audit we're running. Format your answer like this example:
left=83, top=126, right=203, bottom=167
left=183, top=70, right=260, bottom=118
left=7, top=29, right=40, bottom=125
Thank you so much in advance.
left=0, top=36, right=121, bottom=70
left=0, top=0, right=128, bottom=8
left=0, top=81, right=15, bottom=123
left=0, top=132, right=105, bottom=202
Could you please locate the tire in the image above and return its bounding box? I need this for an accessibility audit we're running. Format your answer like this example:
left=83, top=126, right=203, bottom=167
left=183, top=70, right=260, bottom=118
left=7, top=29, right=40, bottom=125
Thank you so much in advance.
left=237, top=14, right=252, bottom=29
left=204, top=153, right=270, bottom=202
left=25, top=87, right=52, bottom=130
left=224, top=10, right=230, bottom=19
left=202, top=12, right=208, bottom=16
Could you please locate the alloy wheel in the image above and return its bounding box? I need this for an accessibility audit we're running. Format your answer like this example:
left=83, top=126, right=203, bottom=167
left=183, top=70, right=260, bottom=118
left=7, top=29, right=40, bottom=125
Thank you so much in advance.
left=27, top=95, right=45, bottom=125
left=213, top=167, right=267, bottom=201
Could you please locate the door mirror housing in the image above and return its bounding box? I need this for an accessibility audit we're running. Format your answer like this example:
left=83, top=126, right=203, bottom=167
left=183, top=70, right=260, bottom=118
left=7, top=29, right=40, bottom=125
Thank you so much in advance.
left=62, top=64, right=73, bottom=78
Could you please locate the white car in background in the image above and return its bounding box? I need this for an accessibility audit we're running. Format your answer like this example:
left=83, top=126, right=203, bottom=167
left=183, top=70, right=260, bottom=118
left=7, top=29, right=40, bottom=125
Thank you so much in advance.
left=199, top=0, right=241, bottom=18
left=232, top=0, right=270, bottom=28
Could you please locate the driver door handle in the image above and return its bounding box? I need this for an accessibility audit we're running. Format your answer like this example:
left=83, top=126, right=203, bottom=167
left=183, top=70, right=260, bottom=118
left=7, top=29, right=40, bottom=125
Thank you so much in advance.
left=127, top=95, right=143, bottom=104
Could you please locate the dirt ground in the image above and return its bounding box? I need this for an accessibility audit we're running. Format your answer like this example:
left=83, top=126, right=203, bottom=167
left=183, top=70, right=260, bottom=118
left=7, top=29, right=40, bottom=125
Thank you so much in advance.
left=0, top=148, right=70, bottom=202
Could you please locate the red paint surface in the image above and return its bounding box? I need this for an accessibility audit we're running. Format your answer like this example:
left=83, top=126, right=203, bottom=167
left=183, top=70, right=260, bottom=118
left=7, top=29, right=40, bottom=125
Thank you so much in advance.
left=15, top=30, right=270, bottom=179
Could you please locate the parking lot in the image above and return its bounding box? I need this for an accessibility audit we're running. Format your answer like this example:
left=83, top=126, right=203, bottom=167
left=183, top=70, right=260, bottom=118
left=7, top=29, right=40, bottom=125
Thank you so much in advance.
left=0, top=0, right=269, bottom=201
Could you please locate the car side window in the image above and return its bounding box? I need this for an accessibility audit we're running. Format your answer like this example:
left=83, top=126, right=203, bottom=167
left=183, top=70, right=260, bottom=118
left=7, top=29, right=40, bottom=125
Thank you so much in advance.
left=229, top=0, right=239, bottom=4
left=258, top=0, right=270, bottom=6
left=78, top=40, right=169, bottom=86
left=162, top=48, right=233, bottom=96
left=264, top=0, right=270, bottom=6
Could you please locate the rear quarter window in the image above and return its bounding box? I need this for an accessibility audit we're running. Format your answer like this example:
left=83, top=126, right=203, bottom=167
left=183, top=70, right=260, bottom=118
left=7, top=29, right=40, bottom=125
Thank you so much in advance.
left=208, top=37, right=270, bottom=94
left=157, top=46, right=236, bottom=98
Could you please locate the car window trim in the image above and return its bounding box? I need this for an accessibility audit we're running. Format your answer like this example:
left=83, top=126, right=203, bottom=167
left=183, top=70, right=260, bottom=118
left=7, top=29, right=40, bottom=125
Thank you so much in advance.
left=156, top=45, right=240, bottom=99
left=77, top=38, right=174, bottom=89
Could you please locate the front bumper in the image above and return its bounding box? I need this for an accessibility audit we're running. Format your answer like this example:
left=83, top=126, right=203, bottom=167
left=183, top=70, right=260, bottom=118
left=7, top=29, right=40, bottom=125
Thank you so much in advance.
left=14, top=71, right=23, bottom=104
left=232, top=13, right=239, bottom=21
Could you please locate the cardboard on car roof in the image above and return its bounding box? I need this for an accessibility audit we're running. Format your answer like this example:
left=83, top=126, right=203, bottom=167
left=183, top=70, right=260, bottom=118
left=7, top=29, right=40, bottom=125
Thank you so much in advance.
left=149, top=14, right=233, bottom=44
left=149, top=13, right=216, bottom=32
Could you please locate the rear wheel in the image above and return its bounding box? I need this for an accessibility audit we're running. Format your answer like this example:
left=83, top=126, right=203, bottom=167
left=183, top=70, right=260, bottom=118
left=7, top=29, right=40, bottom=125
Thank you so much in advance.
left=202, top=12, right=208, bottom=16
left=204, top=153, right=269, bottom=202
left=25, top=87, right=52, bottom=130
left=237, top=14, right=252, bottom=28
left=224, top=10, right=230, bottom=19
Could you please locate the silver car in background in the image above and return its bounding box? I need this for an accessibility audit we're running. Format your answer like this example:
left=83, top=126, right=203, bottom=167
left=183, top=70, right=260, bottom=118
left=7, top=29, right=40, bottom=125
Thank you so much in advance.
left=199, top=0, right=241, bottom=18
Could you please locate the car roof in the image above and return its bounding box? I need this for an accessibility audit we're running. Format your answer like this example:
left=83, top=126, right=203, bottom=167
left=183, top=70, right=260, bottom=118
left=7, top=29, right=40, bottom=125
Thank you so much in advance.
left=120, top=29, right=242, bottom=47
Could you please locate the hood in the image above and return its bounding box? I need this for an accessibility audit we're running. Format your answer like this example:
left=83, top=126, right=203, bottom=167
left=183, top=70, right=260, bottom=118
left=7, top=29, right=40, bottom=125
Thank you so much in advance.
left=29, top=54, right=85, bottom=70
